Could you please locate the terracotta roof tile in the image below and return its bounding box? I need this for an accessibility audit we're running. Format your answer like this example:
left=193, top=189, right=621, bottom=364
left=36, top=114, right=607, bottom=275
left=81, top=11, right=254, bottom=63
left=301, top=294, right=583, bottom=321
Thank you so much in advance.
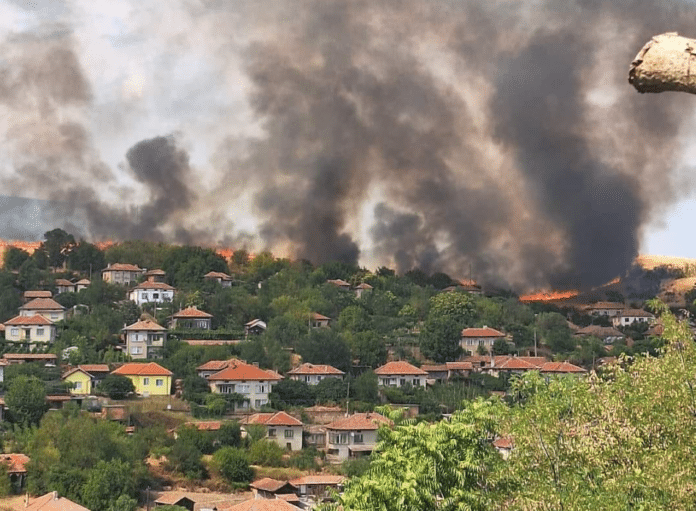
left=205, top=271, right=232, bottom=280
left=493, top=437, right=513, bottom=449
left=242, top=412, right=302, bottom=427
left=445, top=361, right=474, bottom=370
left=24, top=290, right=52, bottom=299
left=327, top=279, right=350, bottom=287
left=122, top=319, right=166, bottom=331
left=310, top=312, right=330, bottom=321
left=421, top=364, right=448, bottom=372
left=197, top=359, right=235, bottom=371
left=54, top=279, right=74, bottom=286
left=208, top=360, right=281, bottom=381
left=3, top=353, right=57, bottom=360
left=540, top=361, right=586, bottom=373
left=586, top=301, right=624, bottom=310
left=103, top=263, right=143, bottom=272
left=461, top=327, right=505, bottom=337
left=75, top=279, right=91, bottom=285
left=220, top=499, right=299, bottom=511
left=326, top=412, right=391, bottom=431
left=355, top=283, right=373, bottom=289
left=374, top=361, right=427, bottom=376
left=496, top=357, right=539, bottom=370
left=0, top=453, right=29, bottom=473
left=618, top=309, right=655, bottom=318
left=289, top=475, right=346, bottom=485
left=20, top=298, right=65, bottom=311
left=112, top=362, right=172, bottom=376
left=287, top=363, right=344, bottom=376
left=185, top=421, right=222, bottom=431
left=172, top=307, right=212, bottom=318
left=4, top=314, right=54, bottom=326
left=250, top=478, right=297, bottom=493
left=25, top=492, right=90, bottom=511
left=78, top=364, right=110, bottom=373
left=132, top=281, right=175, bottom=291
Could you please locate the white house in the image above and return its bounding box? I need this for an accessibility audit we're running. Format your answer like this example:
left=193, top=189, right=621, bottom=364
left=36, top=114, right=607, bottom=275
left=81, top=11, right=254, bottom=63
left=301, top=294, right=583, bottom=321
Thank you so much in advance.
left=309, top=312, right=330, bottom=329
left=585, top=302, right=626, bottom=317
left=123, top=319, right=167, bottom=359
left=75, top=279, right=90, bottom=292
left=128, top=281, right=175, bottom=306
left=170, top=306, right=212, bottom=329
left=286, top=363, right=345, bottom=385
left=374, top=361, right=427, bottom=388
left=204, top=271, right=233, bottom=287
left=4, top=315, right=56, bottom=343
left=102, top=263, right=145, bottom=284
left=612, top=309, right=655, bottom=328
left=241, top=411, right=304, bottom=451
left=325, top=412, right=392, bottom=460
left=245, top=319, right=267, bottom=336
left=460, top=326, right=506, bottom=354
left=207, top=360, right=282, bottom=411
left=54, top=279, right=76, bottom=294
left=19, top=298, right=66, bottom=322
left=354, top=282, right=373, bottom=299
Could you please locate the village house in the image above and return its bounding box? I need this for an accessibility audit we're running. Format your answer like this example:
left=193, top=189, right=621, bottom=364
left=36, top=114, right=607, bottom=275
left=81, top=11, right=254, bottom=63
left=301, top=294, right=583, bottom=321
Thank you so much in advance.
left=289, top=475, right=346, bottom=500
left=204, top=270, right=233, bottom=287
left=244, top=319, right=267, bottom=336
left=309, top=312, right=330, bottom=329
left=421, top=361, right=474, bottom=383
left=196, top=359, right=237, bottom=379
left=2, top=353, right=57, bottom=365
left=574, top=325, right=625, bottom=344
left=286, top=363, right=345, bottom=385
left=249, top=478, right=298, bottom=500
left=460, top=326, right=506, bottom=354
left=1, top=453, right=29, bottom=491
left=54, top=279, right=76, bottom=294
left=374, top=361, right=427, bottom=388
left=443, top=278, right=483, bottom=294
left=241, top=411, right=304, bottom=451
left=123, top=319, right=167, bottom=359
left=354, top=282, right=373, bottom=299
left=325, top=412, right=392, bottom=460
left=20, top=297, right=67, bottom=322
left=102, top=263, right=145, bottom=284
left=3, top=315, right=56, bottom=343
left=25, top=492, right=90, bottom=511
left=128, top=281, right=175, bottom=306
left=170, top=306, right=213, bottom=329
left=62, top=364, right=111, bottom=395
left=144, top=268, right=166, bottom=282
left=112, top=362, right=173, bottom=396
left=612, top=309, right=655, bottom=328
left=23, top=290, right=52, bottom=302
left=207, top=360, right=281, bottom=410
left=539, top=361, right=587, bottom=375
left=585, top=301, right=626, bottom=317
left=222, top=499, right=299, bottom=511
left=327, top=279, right=351, bottom=290
left=75, top=279, right=91, bottom=292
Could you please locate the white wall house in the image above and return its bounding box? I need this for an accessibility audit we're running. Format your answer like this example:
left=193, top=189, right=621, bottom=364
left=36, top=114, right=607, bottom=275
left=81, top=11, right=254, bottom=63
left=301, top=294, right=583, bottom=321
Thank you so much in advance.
left=102, top=263, right=145, bottom=284
left=287, top=363, right=344, bottom=385
left=374, top=361, right=427, bottom=388
left=123, top=319, right=167, bottom=359
left=4, top=315, right=56, bottom=344
left=325, top=412, right=391, bottom=460
left=19, top=298, right=66, bottom=322
left=170, top=306, right=212, bottom=329
left=309, top=312, right=330, bottom=329
left=204, top=271, right=233, bottom=287
left=612, top=309, right=655, bottom=328
left=128, top=282, right=175, bottom=306
left=207, top=360, right=281, bottom=411
left=241, top=412, right=304, bottom=451
left=459, top=326, right=506, bottom=354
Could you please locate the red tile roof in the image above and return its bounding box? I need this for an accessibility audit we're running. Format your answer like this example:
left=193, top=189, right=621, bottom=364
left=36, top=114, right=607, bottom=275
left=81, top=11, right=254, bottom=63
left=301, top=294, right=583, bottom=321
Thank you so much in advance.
left=25, top=492, right=90, bottom=511
left=185, top=421, right=222, bottom=431
left=445, top=361, right=474, bottom=370
left=287, top=363, right=344, bottom=376
left=586, top=301, right=624, bottom=310
left=20, top=298, right=65, bottom=311
left=54, top=279, right=74, bottom=286
left=104, top=263, right=143, bottom=272
left=205, top=271, right=232, bottom=280
left=3, top=353, right=57, bottom=360
left=242, top=412, right=303, bottom=427
left=355, top=283, right=373, bottom=289
left=618, top=309, right=655, bottom=318
left=493, top=437, right=513, bottom=449
left=327, top=279, right=350, bottom=287
left=250, top=478, right=297, bottom=493
left=540, top=361, right=586, bottom=373
left=0, top=453, right=29, bottom=473
left=496, top=357, right=539, bottom=370
left=208, top=360, right=281, bottom=381
left=310, top=312, right=330, bottom=321
left=197, top=359, right=235, bottom=371
left=145, top=269, right=166, bottom=276
left=172, top=306, right=212, bottom=318
left=4, top=314, right=54, bottom=326
left=78, top=364, right=110, bottom=373
left=24, top=290, right=52, bottom=299
left=112, top=362, right=173, bottom=376
left=75, top=279, right=91, bottom=285
left=461, top=327, right=505, bottom=337
left=220, top=499, right=299, bottom=511
left=374, top=361, right=427, bottom=376
left=122, top=319, right=166, bottom=331
left=326, top=412, right=391, bottom=431
left=289, top=475, right=346, bottom=485
left=132, top=281, right=175, bottom=291
left=421, top=364, right=448, bottom=372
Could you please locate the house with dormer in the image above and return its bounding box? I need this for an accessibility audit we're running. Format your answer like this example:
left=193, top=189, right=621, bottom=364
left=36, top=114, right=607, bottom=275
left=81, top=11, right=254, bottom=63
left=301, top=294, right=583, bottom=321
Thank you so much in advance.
left=20, top=297, right=66, bottom=322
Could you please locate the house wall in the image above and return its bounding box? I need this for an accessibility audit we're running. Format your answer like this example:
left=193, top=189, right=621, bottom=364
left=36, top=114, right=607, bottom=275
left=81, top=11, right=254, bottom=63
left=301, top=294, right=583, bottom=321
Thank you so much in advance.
left=210, top=379, right=276, bottom=409
left=5, top=325, right=56, bottom=343
left=129, top=289, right=174, bottom=306
left=266, top=424, right=303, bottom=451
left=612, top=316, right=653, bottom=328
left=103, top=270, right=142, bottom=284
left=326, top=429, right=379, bottom=460
left=126, top=331, right=166, bottom=360
left=377, top=374, right=425, bottom=388
left=459, top=337, right=500, bottom=353
left=127, top=375, right=171, bottom=396
left=65, top=372, right=92, bottom=395
left=20, top=309, right=66, bottom=322
left=289, top=374, right=343, bottom=385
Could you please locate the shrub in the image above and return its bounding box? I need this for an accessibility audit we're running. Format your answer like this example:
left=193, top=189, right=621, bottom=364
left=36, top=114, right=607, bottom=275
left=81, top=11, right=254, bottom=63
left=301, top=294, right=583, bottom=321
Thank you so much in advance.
left=249, top=439, right=285, bottom=467
left=212, top=447, right=253, bottom=484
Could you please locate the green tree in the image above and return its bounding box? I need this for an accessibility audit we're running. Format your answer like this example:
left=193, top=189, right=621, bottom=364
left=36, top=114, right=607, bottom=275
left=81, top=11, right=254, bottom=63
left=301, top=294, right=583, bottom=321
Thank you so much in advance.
left=297, top=329, right=352, bottom=372
left=420, top=292, right=475, bottom=362
left=81, top=459, right=136, bottom=511
left=492, top=338, right=510, bottom=355
left=212, top=447, right=253, bottom=484
left=348, top=331, right=388, bottom=368
left=67, top=241, right=106, bottom=273
left=315, top=377, right=349, bottom=403
left=270, top=379, right=316, bottom=408
left=6, top=376, right=47, bottom=425
left=3, top=247, right=30, bottom=271
left=536, top=312, right=575, bottom=353
left=351, top=371, right=378, bottom=403
left=40, top=228, right=76, bottom=268
left=97, top=375, right=135, bottom=400
left=218, top=422, right=242, bottom=447
left=168, top=438, right=206, bottom=479
left=249, top=439, right=285, bottom=466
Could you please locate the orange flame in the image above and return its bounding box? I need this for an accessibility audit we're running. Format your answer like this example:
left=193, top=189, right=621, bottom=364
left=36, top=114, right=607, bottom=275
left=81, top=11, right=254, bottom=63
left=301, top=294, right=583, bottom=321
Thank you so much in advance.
left=519, top=290, right=579, bottom=303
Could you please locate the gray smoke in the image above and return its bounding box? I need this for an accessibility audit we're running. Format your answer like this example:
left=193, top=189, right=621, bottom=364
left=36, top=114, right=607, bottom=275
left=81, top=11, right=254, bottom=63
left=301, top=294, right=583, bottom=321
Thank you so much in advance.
left=1, top=0, right=696, bottom=290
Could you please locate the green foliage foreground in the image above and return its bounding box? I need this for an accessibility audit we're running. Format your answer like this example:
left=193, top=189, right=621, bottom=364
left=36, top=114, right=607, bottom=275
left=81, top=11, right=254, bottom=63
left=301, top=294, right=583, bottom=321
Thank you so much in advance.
left=331, top=304, right=696, bottom=510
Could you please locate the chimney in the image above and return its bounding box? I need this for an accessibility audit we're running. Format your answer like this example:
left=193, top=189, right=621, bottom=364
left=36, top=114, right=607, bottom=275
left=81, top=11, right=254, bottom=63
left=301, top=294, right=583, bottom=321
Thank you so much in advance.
left=252, top=362, right=259, bottom=367
left=52, top=491, right=58, bottom=500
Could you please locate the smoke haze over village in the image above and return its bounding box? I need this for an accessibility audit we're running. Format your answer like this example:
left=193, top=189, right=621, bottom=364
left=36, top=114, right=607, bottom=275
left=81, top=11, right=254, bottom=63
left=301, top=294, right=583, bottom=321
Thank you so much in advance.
left=1, top=0, right=696, bottom=290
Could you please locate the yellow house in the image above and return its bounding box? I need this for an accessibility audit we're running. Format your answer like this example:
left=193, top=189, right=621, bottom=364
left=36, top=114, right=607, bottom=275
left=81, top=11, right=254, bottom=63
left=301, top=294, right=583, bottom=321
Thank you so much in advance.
left=111, top=362, right=172, bottom=396
left=62, top=368, right=93, bottom=395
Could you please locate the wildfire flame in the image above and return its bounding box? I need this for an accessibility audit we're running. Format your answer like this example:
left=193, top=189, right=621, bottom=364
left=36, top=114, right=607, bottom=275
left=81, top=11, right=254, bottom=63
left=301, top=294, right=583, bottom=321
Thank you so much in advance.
left=519, top=290, right=579, bottom=303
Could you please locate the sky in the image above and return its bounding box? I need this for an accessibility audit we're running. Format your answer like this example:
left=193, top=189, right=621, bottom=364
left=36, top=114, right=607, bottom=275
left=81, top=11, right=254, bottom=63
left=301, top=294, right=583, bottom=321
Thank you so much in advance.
left=2, top=0, right=696, bottom=290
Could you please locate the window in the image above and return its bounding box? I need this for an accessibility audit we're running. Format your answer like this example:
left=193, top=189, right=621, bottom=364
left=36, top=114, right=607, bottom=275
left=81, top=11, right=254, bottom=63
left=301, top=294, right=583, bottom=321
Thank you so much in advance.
left=10, top=328, right=18, bottom=336
left=131, top=347, right=142, bottom=355
left=143, top=378, right=150, bottom=385
left=237, top=384, right=250, bottom=394
left=219, top=384, right=235, bottom=394
left=156, top=379, right=164, bottom=387
left=353, top=433, right=363, bottom=444
left=400, top=378, right=406, bottom=386
left=74, top=381, right=82, bottom=389
left=413, top=378, right=420, bottom=386
left=329, top=433, right=348, bottom=445
left=36, top=328, right=44, bottom=336
left=51, top=314, right=58, bottom=320
left=256, top=384, right=266, bottom=393
left=153, top=293, right=159, bottom=299
left=284, top=429, right=294, bottom=438
left=255, top=399, right=262, bottom=408
left=268, top=428, right=276, bottom=437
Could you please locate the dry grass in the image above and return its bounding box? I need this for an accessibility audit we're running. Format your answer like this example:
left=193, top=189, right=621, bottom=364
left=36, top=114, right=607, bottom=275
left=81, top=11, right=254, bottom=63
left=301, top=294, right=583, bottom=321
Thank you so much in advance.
left=636, top=254, right=696, bottom=271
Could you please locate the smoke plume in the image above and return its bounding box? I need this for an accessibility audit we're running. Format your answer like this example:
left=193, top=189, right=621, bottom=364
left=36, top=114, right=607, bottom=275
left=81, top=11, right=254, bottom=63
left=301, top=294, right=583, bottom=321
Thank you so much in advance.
left=1, top=0, right=695, bottom=289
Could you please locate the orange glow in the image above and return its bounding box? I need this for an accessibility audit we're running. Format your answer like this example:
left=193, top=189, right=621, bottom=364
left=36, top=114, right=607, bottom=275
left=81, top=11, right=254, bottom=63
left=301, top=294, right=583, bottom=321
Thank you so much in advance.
left=519, top=290, right=579, bottom=303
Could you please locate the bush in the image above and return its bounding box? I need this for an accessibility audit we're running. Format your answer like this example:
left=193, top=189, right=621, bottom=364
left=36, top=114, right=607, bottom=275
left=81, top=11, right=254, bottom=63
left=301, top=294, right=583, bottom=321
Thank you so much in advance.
left=97, top=375, right=135, bottom=400
left=341, top=458, right=371, bottom=477
left=249, top=439, right=285, bottom=467
left=212, top=447, right=253, bottom=484
left=288, top=447, right=320, bottom=471
left=168, top=439, right=206, bottom=479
